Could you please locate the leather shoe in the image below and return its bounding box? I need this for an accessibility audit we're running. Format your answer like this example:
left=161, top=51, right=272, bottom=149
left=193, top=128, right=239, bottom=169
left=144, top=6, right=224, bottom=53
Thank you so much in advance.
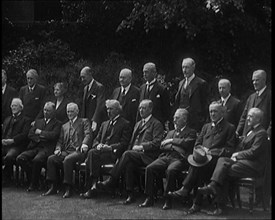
left=63, top=187, right=72, bottom=198
left=80, top=188, right=97, bottom=199
left=97, top=177, right=115, bottom=190
left=167, top=187, right=189, bottom=199
left=27, top=185, right=37, bottom=192
left=123, top=194, right=136, bottom=205
left=187, top=204, right=200, bottom=214
left=197, top=184, right=217, bottom=196
left=42, top=186, right=57, bottom=196
left=207, top=208, right=223, bottom=216
left=139, top=197, right=154, bottom=208
left=162, top=199, right=171, bottom=210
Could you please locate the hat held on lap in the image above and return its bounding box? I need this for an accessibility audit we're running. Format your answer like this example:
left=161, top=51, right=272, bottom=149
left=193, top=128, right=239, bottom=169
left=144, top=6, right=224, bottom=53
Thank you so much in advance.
left=188, top=145, right=212, bottom=167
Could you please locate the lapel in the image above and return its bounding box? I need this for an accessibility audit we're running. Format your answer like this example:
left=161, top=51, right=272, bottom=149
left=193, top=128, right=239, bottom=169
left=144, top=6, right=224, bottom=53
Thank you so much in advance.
left=188, top=77, right=199, bottom=98
left=139, top=117, right=153, bottom=135
left=88, top=80, right=97, bottom=99
left=140, top=84, right=146, bottom=100
left=113, top=87, right=120, bottom=100
left=204, top=119, right=225, bottom=138
left=255, top=89, right=267, bottom=107
left=176, top=80, right=184, bottom=99
left=102, top=120, right=111, bottom=139
left=148, top=82, right=158, bottom=99
left=242, top=126, right=262, bottom=148
left=71, top=118, right=81, bottom=136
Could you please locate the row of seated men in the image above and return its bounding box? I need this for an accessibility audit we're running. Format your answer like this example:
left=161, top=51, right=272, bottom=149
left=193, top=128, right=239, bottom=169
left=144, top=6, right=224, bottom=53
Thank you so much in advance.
left=2, top=96, right=269, bottom=216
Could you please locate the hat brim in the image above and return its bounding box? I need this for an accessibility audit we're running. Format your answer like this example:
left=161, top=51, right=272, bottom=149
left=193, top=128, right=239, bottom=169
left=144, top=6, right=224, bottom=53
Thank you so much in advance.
left=187, top=154, right=212, bottom=167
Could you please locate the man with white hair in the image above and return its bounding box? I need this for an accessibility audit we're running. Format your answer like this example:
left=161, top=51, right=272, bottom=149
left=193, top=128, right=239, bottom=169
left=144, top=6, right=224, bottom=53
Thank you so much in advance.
left=217, top=78, right=242, bottom=127
left=19, top=69, right=47, bottom=120
left=198, top=108, right=268, bottom=215
left=16, top=101, right=61, bottom=191
left=2, top=98, right=31, bottom=185
left=43, top=102, right=92, bottom=198
left=80, top=99, right=131, bottom=199
left=111, top=68, right=140, bottom=131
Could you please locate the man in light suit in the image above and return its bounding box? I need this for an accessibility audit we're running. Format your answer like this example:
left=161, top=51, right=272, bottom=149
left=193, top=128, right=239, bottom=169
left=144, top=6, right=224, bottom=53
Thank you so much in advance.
left=42, top=102, right=92, bottom=198
left=139, top=108, right=196, bottom=209
left=198, top=108, right=268, bottom=215
left=19, top=69, right=47, bottom=121
left=168, top=101, right=236, bottom=213
left=217, top=79, right=242, bottom=127
left=2, top=98, right=31, bottom=184
left=174, top=58, right=208, bottom=132
left=139, top=63, right=170, bottom=129
left=16, top=102, right=61, bottom=191
left=80, top=66, right=106, bottom=135
left=97, top=99, right=164, bottom=204
left=111, top=68, right=140, bottom=132
left=2, top=69, right=18, bottom=123
left=80, top=99, right=131, bottom=199
left=236, top=70, right=271, bottom=139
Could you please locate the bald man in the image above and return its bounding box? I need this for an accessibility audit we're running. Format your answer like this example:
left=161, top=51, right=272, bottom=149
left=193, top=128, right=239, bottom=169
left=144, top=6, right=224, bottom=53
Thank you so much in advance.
left=80, top=66, right=106, bottom=135
left=236, top=70, right=271, bottom=138
left=16, top=102, right=61, bottom=191
left=174, top=58, right=209, bottom=132
left=198, top=108, right=268, bottom=215
left=217, top=79, right=242, bottom=127
left=111, top=68, right=140, bottom=131
left=19, top=69, right=47, bottom=120
left=139, top=63, right=170, bottom=128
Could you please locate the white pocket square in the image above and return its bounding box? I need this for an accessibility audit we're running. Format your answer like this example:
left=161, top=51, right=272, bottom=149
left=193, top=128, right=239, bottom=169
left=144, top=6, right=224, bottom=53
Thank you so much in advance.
left=35, top=97, right=39, bottom=100
left=90, top=94, right=96, bottom=99
left=132, top=99, right=136, bottom=102
left=156, top=94, right=160, bottom=98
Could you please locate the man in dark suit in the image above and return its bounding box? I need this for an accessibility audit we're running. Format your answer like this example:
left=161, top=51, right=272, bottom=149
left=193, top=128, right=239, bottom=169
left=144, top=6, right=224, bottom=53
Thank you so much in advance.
left=198, top=108, right=268, bottom=215
left=80, top=66, right=106, bottom=135
left=80, top=99, right=131, bottom=199
left=139, top=108, right=196, bottom=209
left=217, top=78, right=242, bottom=127
left=16, top=102, right=61, bottom=191
left=236, top=70, right=271, bottom=139
left=111, top=68, right=140, bottom=132
left=19, top=69, right=47, bottom=121
left=2, top=98, right=31, bottom=184
left=139, top=63, right=170, bottom=129
left=97, top=99, right=164, bottom=204
left=168, top=101, right=236, bottom=213
left=2, top=69, right=18, bottom=123
left=174, top=58, right=208, bottom=132
left=42, top=102, right=92, bottom=198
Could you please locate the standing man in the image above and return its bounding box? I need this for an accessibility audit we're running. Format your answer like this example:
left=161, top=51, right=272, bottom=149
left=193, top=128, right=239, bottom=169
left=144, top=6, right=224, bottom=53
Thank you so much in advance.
left=168, top=101, right=236, bottom=214
left=80, top=99, right=131, bottom=198
left=2, top=69, right=18, bottom=123
left=16, top=102, right=61, bottom=191
left=19, top=69, right=47, bottom=121
left=2, top=98, right=31, bottom=185
left=80, top=66, right=106, bottom=136
left=111, top=68, right=140, bottom=132
left=217, top=78, right=242, bottom=127
left=139, top=63, right=170, bottom=129
left=198, top=108, right=268, bottom=215
left=236, top=70, right=271, bottom=139
left=174, top=58, right=208, bottom=132
left=139, top=108, right=196, bottom=209
left=43, top=103, right=92, bottom=198
left=97, top=99, right=164, bottom=204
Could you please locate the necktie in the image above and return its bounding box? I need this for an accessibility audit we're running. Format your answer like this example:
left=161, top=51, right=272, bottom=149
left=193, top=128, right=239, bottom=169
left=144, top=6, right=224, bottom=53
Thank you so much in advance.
left=144, top=84, right=150, bottom=99
left=84, top=86, right=89, bottom=100
left=69, top=120, right=74, bottom=139
left=254, top=92, right=259, bottom=106
left=119, top=88, right=126, bottom=104
left=221, top=99, right=225, bottom=106
left=29, top=87, right=33, bottom=93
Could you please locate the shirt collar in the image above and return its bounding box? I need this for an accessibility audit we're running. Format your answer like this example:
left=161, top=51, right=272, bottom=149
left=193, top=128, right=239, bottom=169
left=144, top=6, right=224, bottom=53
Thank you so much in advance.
left=257, top=86, right=266, bottom=96
left=186, top=73, right=195, bottom=83
left=146, top=78, right=156, bottom=86
left=2, top=84, right=7, bottom=94
left=176, top=125, right=186, bottom=133
left=71, top=116, right=78, bottom=124
left=121, top=83, right=131, bottom=94
left=142, top=114, right=152, bottom=125
left=13, top=112, right=21, bottom=118
left=111, top=115, right=120, bottom=125
left=211, top=117, right=224, bottom=127
left=44, top=118, right=51, bottom=124
left=253, top=123, right=261, bottom=129
left=221, top=93, right=231, bottom=105
left=29, top=84, right=36, bottom=91
left=88, top=79, right=94, bottom=91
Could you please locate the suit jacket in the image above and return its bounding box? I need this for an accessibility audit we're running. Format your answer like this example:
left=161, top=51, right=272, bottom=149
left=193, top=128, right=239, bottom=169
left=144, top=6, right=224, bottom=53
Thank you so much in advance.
left=36, top=96, right=70, bottom=124
left=111, top=85, right=140, bottom=130
left=235, top=125, right=268, bottom=175
left=19, top=84, right=47, bottom=120
left=129, top=116, right=164, bottom=161
left=92, top=116, right=131, bottom=158
left=195, top=118, right=236, bottom=157
left=236, top=88, right=271, bottom=136
left=220, top=95, right=242, bottom=127
left=139, top=81, right=170, bottom=125
left=160, top=126, right=197, bottom=159
left=2, top=85, right=18, bottom=123
left=27, top=117, right=62, bottom=153
left=174, top=76, right=208, bottom=131
left=55, top=117, right=92, bottom=153
left=2, top=113, right=31, bottom=149
left=80, top=80, right=106, bottom=126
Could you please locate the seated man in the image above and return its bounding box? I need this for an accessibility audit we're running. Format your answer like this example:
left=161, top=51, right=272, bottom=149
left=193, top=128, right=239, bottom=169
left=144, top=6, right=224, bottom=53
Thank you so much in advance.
left=139, top=108, right=196, bottom=209
left=80, top=99, right=131, bottom=199
left=97, top=99, right=164, bottom=204
left=2, top=98, right=31, bottom=185
left=168, top=101, right=236, bottom=214
left=198, top=108, right=268, bottom=215
left=42, top=102, right=92, bottom=198
left=16, top=102, right=61, bottom=191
